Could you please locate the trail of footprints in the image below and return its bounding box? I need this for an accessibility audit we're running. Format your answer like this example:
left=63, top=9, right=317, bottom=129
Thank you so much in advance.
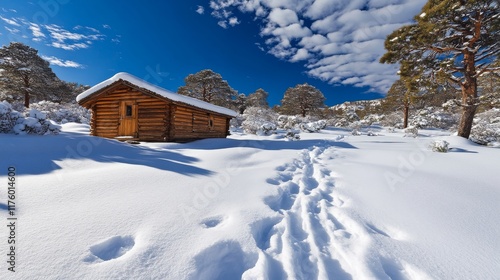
left=249, top=146, right=408, bottom=280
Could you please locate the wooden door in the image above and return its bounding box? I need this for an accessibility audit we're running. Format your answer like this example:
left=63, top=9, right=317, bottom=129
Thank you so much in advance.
left=118, top=101, right=137, bottom=137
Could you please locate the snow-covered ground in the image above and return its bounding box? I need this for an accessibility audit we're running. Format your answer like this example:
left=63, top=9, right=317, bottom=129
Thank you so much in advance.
left=1, top=124, right=499, bottom=279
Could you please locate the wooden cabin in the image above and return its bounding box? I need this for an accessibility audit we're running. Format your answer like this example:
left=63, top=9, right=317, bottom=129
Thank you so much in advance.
left=76, top=72, right=237, bottom=142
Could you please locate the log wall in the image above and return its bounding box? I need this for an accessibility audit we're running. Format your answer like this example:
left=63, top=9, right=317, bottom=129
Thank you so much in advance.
left=172, top=105, right=229, bottom=141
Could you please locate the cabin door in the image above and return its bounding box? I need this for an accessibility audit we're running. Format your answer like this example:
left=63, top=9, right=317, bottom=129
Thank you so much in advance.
left=118, top=101, right=138, bottom=137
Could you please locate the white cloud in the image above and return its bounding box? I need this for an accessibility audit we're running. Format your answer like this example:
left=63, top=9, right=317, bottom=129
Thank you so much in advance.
left=51, top=42, right=89, bottom=51
left=290, top=48, right=311, bottom=62
left=229, top=17, right=240, bottom=26
left=268, top=8, right=299, bottom=27
left=0, top=16, right=20, bottom=26
left=45, top=24, right=104, bottom=50
left=103, top=24, right=111, bottom=29
left=29, top=23, right=46, bottom=42
left=4, top=26, right=20, bottom=34
left=218, top=21, right=228, bottom=29
left=42, top=55, right=84, bottom=68
left=196, top=5, right=205, bottom=14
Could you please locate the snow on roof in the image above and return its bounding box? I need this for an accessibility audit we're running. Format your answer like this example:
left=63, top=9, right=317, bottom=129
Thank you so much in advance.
left=76, top=72, right=237, bottom=117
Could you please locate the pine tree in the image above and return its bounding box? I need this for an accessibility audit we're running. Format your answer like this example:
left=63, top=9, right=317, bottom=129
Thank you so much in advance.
left=246, top=88, right=269, bottom=108
left=380, top=0, right=500, bottom=138
left=0, top=42, right=67, bottom=107
left=280, top=83, right=325, bottom=117
left=384, top=79, right=413, bottom=128
left=177, top=69, right=238, bottom=108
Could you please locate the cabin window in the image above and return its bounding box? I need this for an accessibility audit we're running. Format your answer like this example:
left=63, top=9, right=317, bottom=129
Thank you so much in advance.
left=125, top=105, right=133, bottom=117
left=208, top=114, right=214, bottom=130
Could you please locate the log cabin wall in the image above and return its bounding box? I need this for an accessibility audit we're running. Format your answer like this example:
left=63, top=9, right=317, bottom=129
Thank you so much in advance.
left=172, top=105, right=230, bottom=141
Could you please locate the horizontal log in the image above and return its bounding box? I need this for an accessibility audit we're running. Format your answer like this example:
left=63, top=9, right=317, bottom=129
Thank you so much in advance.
left=95, top=122, right=119, bottom=126
left=137, top=100, right=167, bottom=104
left=94, top=118, right=118, bottom=123
left=96, top=111, right=119, bottom=116
left=138, top=112, right=168, bottom=117
left=95, top=128, right=118, bottom=132
left=139, top=126, right=167, bottom=131
left=95, top=104, right=119, bottom=108
left=138, top=107, right=167, bottom=111
left=138, top=118, right=167, bottom=123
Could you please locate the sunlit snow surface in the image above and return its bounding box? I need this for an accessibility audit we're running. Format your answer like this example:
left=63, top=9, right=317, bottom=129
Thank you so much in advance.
left=0, top=123, right=499, bottom=279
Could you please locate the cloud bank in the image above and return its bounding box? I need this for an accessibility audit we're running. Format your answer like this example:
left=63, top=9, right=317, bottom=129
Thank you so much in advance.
left=207, top=0, right=427, bottom=94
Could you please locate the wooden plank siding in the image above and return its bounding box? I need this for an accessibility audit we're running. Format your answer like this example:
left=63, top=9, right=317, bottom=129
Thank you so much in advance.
left=80, top=81, right=233, bottom=142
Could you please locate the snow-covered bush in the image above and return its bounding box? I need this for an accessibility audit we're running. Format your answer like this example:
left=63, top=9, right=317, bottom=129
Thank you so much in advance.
left=470, top=109, right=500, bottom=146
left=258, top=122, right=277, bottom=135
left=0, top=101, right=60, bottom=135
left=367, top=130, right=377, bottom=136
left=285, top=130, right=300, bottom=141
left=299, top=120, right=327, bottom=133
left=278, top=115, right=302, bottom=129
left=404, top=126, right=418, bottom=138
left=241, top=107, right=278, bottom=135
left=351, top=129, right=361, bottom=136
left=359, top=114, right=384, bottom=126
left=430, top=140, right=449, bottom=153
left=14, top=109, right=61, bottom=135
left=29, top=101, right=90, bottom=124
left=0, top=101, right=22, bottom=133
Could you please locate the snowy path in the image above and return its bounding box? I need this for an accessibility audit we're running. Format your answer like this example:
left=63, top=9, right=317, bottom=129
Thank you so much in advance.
left=244, top=145, right=425, bottom=280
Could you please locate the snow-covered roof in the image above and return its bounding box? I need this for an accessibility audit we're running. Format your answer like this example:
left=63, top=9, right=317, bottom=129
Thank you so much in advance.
left=76, top=72, right=237, bottom=117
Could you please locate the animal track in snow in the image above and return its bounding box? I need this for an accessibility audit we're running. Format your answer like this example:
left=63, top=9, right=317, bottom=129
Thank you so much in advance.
left=83, top=235, right=135, bottom=263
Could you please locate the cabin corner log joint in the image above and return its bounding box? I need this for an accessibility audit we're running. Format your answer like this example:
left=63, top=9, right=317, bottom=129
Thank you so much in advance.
left=76, top=73, right=237, bottom=142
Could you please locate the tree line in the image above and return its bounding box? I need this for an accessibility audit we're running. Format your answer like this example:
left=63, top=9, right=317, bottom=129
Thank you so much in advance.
left=177, top=68, right=326, bottom=117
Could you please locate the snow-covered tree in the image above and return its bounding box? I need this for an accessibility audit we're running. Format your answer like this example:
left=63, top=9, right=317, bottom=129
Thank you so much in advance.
left=177, top=69, right=238, bottom=109
left=280, top=83, right=325, bottom=117
left=381, top=0, right=500, bottom=138
left=241, top=106, right=278, bottom=135
left=246, top=88, right=269, bottom=108
left=233, top=93, right=247, bottom=114
left=478, top=59, right=500, bottom=110
left=0, top=42, right=70, bottom=107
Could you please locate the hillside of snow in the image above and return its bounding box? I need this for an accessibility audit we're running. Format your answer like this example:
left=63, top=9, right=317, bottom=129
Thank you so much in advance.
left=1, top=124, right=499, bottom=279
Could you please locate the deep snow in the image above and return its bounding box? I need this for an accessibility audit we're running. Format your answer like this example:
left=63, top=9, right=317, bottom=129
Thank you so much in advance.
left=0, top=124, right=499, bottom=279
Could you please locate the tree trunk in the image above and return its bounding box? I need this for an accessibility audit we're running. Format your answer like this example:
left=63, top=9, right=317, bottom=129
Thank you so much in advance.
left=457, top=104, right=477, bottom=138
left=24, top=91, right=30, bottom=108
left=457, top=52, right=478, bottom=138
left=403, top=105, right=409, bottom=128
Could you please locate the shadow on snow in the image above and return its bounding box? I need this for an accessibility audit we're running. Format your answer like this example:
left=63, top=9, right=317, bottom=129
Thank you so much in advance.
left=0, top=132, right=212, bottom=176
left=0, top=131, right=357, bottom=177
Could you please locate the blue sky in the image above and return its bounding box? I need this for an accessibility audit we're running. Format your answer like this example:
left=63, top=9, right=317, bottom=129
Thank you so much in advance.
left=0, top=0, right=426, bottom=106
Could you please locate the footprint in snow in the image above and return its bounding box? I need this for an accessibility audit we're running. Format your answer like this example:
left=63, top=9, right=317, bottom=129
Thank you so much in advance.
left=201, top=216, right=224, bottom=228
left=83, top=235, right=135, bottom=263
